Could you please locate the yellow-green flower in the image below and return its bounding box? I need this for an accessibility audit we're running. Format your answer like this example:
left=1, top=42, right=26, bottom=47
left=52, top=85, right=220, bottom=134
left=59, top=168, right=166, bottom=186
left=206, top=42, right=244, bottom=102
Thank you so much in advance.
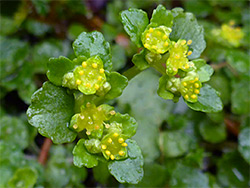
left=74, top=55, right=106, bottom=95
left=141, top=26, right=172, bottom=54
left=221, top=21, right=244, bottom=47
left=166, top=39, right=193, bottom=76
left=180, top=71, right=201, bottom=103
left=70, top=103, right=114, bottom=136
left=101, top=131, right=128, bottom=160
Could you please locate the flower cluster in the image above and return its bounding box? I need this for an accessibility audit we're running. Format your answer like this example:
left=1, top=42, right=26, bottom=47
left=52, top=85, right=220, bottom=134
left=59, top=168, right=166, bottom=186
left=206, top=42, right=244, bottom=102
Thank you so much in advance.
left=70, top=102, right=137, bottom=161
left=141, top=27, right=203, bottom=103
left=125, top=5, right=211, bottom=103
left=62, top=55, right=110, bottom=95
left=212, top=20, right=244, bottom=47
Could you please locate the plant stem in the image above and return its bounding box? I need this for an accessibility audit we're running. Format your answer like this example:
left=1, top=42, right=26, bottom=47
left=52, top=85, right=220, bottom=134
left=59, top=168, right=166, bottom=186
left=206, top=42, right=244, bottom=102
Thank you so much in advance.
left=38, top=138, right=53, bottom=165
left=150, top=62, right=166, bottom=75
left=122, top=66, right=142, bottom=81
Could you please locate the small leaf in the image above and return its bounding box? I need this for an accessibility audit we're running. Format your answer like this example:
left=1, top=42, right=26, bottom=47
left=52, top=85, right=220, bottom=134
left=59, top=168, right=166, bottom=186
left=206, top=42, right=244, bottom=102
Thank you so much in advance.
left=47, top=56, right=75, bottom=86
left=118, top=70, right=174, bottom=162
left=120, top=9, right=149, bottom=47
left=46, top=145, right=87, bottom=187
left=157, top=75, right=174, bottom=100
left=231, top=76, right=250, bottom=114
left=111, top=44, right=126, bottom=71
left=0, top=36, right=29, bottom=81
left=186, top=84, right=223, bottom=113
left=208, top=73, right=230, bottom=105
left=238, top=127, right=250, bottom=164
left=0, top=116, right=29, bottom=149
left=73, top=139, right=99, bottom=168
left=226, top=50, right=250, bottom=75
left=193, top=59, right=214, bottom=82
left=217, top=151, right=250, bottom=187
left=108, top=139, right=144, bottom=184
left=160, top=130, right=191, bottom=158
left=25, top=19, right=51, bottom=37
left=199, top=121, right=226, bottom=144
left=132, top=49, right=150, bottom=70
left=110, top=113, right=138, bottom=138
left=8, top=167, right=38, bottom=188
left=149, top=4, right=173, bottom=28
left=93, top=162, right=110, bottom=184
left=170, top=11, right=206, bottom=59
left=27, top=82, right=77, bottom=144
left=105, top=72, right=128, bottom=100
left=73, top=31, right=112, bottom=71
left=32, top=39, right=71, bottom=73
left=170, top=163, right=209, bottom=188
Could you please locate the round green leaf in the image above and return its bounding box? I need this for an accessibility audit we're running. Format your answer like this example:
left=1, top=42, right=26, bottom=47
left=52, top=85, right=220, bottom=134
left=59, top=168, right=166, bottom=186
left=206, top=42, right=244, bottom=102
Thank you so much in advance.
left=192, top=59, right=214, bottom=83
left=0, top=116, right=29, bottom=149
left=108, top=139, right=144, bottom=184
left=73, top=139, right=99, bottom=168
left=186, top=84, right=223, bottom=113
left=47, top=56, right=75, bottom=86
left=27, top=82, right=77, bottom=144
left=149, top=4, right=173, bottom=28
left=73, top=31, right=112, bottom=71
left=217, top=151, right=250, bottom=187
left=105, top=72, right=128, bottom=100
left=238, top=127, right=250, bottom=164
left=231, top=76, right=250, bottom=115
left=110, top=113, right=138, bottom=138
left=120, top=8, right=149, bottom=47
left=132, top=49, right=150, bottom=71
left=160, top=130, right=191, bottom=158
left=199, top=121, right=226, bottom=143
left=208, top=73, right=230, bottom=105
left=170, top=10, right=206, bottom=59
left=8, top=167, right=38, bottom=188
left=170, top=163, right=209, bottom=188
left=157, top=74, right=174, bottom=100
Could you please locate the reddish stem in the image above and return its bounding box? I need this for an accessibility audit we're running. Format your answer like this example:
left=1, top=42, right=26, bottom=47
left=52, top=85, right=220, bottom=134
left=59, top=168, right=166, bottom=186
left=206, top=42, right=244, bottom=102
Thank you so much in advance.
left=38, top=138, right=53, bottom=165
left=224, top=118, right=240, bottom=136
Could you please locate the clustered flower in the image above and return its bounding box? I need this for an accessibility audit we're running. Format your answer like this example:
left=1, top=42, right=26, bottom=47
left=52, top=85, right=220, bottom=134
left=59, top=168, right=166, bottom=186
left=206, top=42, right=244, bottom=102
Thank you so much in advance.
left=141, top=25, right=203, bottom=103
left=62, top=55, right=111, bottom=96
left=212, top=20, right=244, bottom=47
left=70, top=102, right=134, bottom=161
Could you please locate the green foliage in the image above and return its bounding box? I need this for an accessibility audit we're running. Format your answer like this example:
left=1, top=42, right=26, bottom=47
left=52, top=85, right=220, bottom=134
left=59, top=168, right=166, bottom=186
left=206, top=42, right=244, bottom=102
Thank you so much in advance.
left=160, top=130, right=191, bottom=158
left=120, top=9, right=149, bottom=47
left=231, top=76, right=250, bottom=114
left=199, top=121, right=226, bottom=143
left=73, top=31, right=112, bottom=71
left=108, top=140, right=144, bottom=184
left=1, top=1, right=249, bottom=187
left=217, top=151, right=250, bottom=187
left=0, top=116, right=29, bottom=149
left=8, top=167, right=38, bottom=188
left=170, top=163, right=209, bottom=187
left=186, top=84, right=223, bottom=113
left=27, top=82, right=77, bottom=144
left=170, top=8, right=206, bottom=59
left=238, top=127, right=250, bottom=164
left=149, top=4, right=173, bottom=28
